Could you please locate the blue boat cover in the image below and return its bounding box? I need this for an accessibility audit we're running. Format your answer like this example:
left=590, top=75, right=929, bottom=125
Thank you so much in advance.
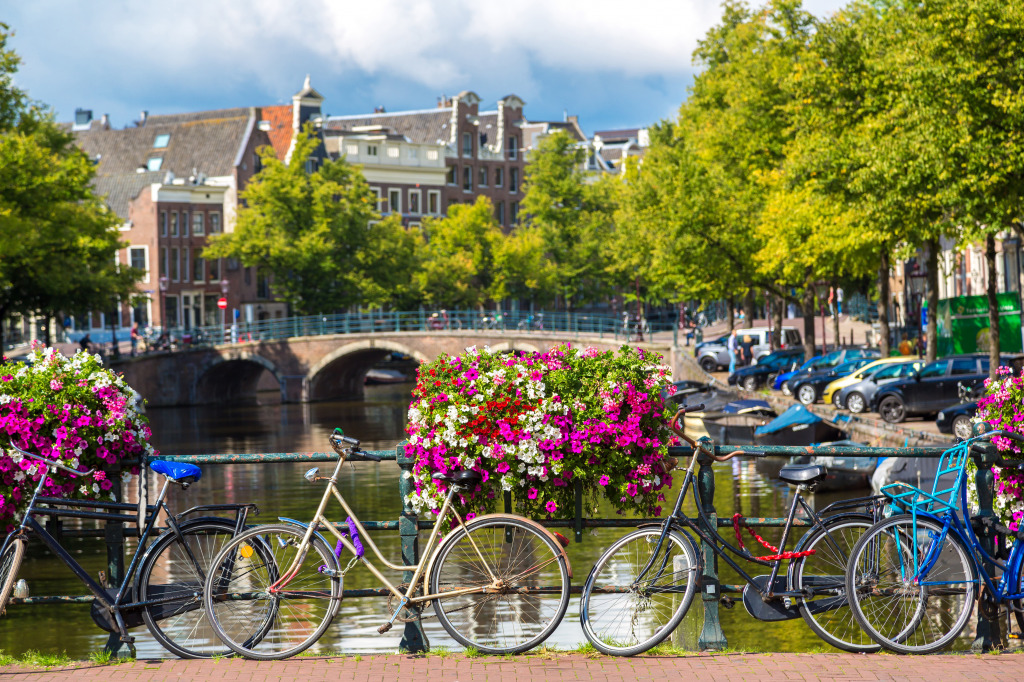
left=150, top=460, right=203, bottom=481
left=721, top=399, right=772, bottom=414
left=755, top=404, right=822, bottom=435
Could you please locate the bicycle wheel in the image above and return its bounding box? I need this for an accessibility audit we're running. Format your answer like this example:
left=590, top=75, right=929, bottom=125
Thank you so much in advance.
left=429, top=516, right=570, bottom=654
left=580, top=527, right=698, bottom=656
left=203, top=524, right=340, bottom=660
left=0, top=536, right=26, bottom=615
left=138, top=519, right=240, bottom=658
left=846, top=515, right=977, bottom=654
left=790, top=516, right=879, bottom=653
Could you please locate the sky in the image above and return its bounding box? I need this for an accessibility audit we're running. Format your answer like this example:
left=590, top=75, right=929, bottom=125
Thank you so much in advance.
left=5, top=0, right=848, bottom=135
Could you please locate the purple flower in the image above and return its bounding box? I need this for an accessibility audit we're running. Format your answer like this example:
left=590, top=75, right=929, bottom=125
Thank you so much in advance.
left=545, top=500, right=557, bottom=513
left=599, top=475, right=610, bottom=486
left=527, top=488, right=539, bottom=500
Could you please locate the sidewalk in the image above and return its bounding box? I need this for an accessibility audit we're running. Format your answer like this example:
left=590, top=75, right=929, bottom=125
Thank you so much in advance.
left=1, top=652, right=1021, bottom=682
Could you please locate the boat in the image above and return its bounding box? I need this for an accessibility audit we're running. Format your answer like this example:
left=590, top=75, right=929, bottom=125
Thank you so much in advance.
left=871, top=455, right=943, bottom=496
left=696, top=399, right=777, bottom=445
left=788, top=440, right=878, bottom=492
left=363, top=368, right=408, bottom=384
left=753, top=404, right=845, bottom=447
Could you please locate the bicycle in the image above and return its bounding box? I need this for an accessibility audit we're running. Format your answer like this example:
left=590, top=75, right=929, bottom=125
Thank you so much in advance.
left=844, top=430, right=1024, bottom=654
left=0, top=439, right=258, bottom=658
left=578, top=405, right=885, bottom=656
left=201, top=428, right=572, bottom=660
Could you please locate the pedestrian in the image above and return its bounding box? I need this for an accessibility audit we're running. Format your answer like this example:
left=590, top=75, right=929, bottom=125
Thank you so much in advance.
left=79, top=333, right=91, bottom=354
left=837, top=287, right=844, bottom=316
left=899, top=335, right=913, bottom=356
left=828, top=287, right=836, bottom=318
left=741, top=334, right=754, bottom=366
left=727, top=330, right=738, bottom=375
left=130, top=322, right=140, bottom=357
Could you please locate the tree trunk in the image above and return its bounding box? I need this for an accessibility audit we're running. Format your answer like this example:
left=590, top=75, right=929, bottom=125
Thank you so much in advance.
left=831, top=279, right=840, bottom=350
left=772, top=293, right=784, bottom=348
left=877, top=250, right=891, bottom=356
left=986, top=233, right=1000, bottom=379
left=743, top=289, right=755, bottom=328
left=727, top=296, right=735, bottom=332
left=44, top=317, right=51, bottom=347
left=802, top=286, right=816, bottom=359
left=926, top=237, right=939, bottom=361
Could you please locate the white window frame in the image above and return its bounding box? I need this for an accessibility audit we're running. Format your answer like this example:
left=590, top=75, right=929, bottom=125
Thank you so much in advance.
left=462, top=132, right=472, bottom=158
left=366, top=145, right=378, bottom=156
left=210, top=212, right=221, bottom=234
left=388, top=188, right=401, bottom=214
left=181, top=210, right=189, bottom=237
left=409, top=189, right=422, bottom=215
left=387, top=146, right=400, bottom=158
left=193, top=212, right=205, bottom=236
left=182, top=247, right=190, bottom=283
left=160, top=211, right=168, bottom=237
left=170, top=246, right=180, bottom=282
left=170, top=211, right=179, bottom=237
left=129, top=246, right=149, bottom=283
left=428, top=190, right=441, bottom=215
left=371, top=187, right=383, bottom=212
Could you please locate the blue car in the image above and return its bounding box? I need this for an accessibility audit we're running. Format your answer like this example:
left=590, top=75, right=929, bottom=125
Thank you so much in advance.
left=773, top=348, right=881, bottom=396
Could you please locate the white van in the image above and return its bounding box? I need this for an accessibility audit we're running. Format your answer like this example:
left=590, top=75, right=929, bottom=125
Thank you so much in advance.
left=696, top=326, right=803, bottom=372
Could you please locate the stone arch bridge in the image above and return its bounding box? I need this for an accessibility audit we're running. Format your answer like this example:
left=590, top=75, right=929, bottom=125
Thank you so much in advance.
left=114, top=331, right=689, bottom=407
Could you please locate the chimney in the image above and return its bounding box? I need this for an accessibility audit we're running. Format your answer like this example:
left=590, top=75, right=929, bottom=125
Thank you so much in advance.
left=100, top=113, right=110, bottom=130
left=139, top=110, right=148, bottom=127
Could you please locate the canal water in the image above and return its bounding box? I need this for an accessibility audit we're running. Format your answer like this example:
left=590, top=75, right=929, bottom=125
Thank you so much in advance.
left=1, top=384, right=876, bottom=658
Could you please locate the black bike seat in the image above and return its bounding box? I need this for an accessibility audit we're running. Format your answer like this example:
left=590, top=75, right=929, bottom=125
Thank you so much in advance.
left=431, top=470, right=483, bottom=486
left=778, top=465, right=827, bottom=485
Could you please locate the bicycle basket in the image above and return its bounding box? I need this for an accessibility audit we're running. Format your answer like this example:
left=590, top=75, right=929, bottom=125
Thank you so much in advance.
left=881, top=441, right=970, bottom=515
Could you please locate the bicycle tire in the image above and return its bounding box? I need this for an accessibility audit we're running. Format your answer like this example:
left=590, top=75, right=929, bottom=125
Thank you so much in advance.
left=790, top=515, right=880, bottom=653
left=0, top=536, right=26, bottom=615
left=579, top=527, right=698, bottom=656
left=429, top=516, right=570, bottom=655
left=138, top=518, right=241, bottom=659
left=846, top=515, right=977, bottom=654
left=203, top=524, right=340, bottom=660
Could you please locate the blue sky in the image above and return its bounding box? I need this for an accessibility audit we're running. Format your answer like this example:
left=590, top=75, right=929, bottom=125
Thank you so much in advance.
left=6, top=0, right=847, bottom=135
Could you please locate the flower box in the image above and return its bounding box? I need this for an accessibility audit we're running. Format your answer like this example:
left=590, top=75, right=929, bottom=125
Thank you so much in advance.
left=404, top=343, right=674, bottom=520
left=968, top=366, right=1024, bottom=531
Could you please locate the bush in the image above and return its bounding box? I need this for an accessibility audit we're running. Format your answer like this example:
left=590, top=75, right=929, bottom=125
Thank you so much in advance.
left=405, top=343, right=674, bottom=519
left=0, top=346, right=153, bottom=530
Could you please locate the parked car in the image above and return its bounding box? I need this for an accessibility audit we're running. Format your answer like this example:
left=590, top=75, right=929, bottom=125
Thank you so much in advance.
left=696, top=327, right=802, bottom=373
left=775, top=348, right=881, bottom=396
left=936, top=400, right=979, bottom=440
left=790, top=357, right=879, bottom=405
left=821, top=356, right=919, bottom=406
left=872, top=354, right=1005, bottom=423
left=728, top=348, right=805, bottom=391
left=835, top=360, right=924, bottom=413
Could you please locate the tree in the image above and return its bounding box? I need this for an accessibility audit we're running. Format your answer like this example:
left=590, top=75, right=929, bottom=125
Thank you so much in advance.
left=0, top=25, right=141, bottom=355
left=204, top=127, right=383, bottom=315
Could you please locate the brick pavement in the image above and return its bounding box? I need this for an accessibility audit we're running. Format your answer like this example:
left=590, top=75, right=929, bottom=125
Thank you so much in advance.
left=1, top=652, right=1021, bottom=682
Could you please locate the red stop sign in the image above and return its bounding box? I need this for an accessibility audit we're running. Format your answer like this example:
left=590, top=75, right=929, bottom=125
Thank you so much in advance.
left=217, top=297, right=227, bottom=310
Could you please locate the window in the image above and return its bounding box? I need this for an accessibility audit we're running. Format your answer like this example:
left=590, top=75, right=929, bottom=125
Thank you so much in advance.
left=193, top=212, right=204, bottom=235
left=366, top=145, right=378, bottom=156
left=346, top=144, right=359, bottom=156
left=497, top=201, right=505, bottom=225
left=164, top=295, right=179, bottom=327
left=257, top=274, right=270, bottom=299
left=462, top=132, right=472, bottom=158
left=147, top=156, right=163, bottom=171
left=209, top=257, right=220, bottom=281
left=427, top=190, right=440, bottom=215
left=371, top=187, right=383, bottom=211
left=408, top=147, right=418, bottom=159
left=510, top=168, right=519, bottom=193
left=479, top=167, right=488, bottom=187
left=182, top=248, right=190, bottom=282
left=210, top=213, right=221, bottom=233
left=153, top=133, right=170, bottom=148
left=227, top=257, right=240, bottom=271
left=409, top=221, right=421, bottom=230
left=193, top=255, right=205, bottom=282
left=387, top=146, right=400, bottom=158
left=170, top=212, right=179, bottom=237
left=160, top=211, right=168, bottom=237
left=129, top=247, right=148, bottom=281
left=951, top=358, right=978, bottom=375
left=427, top=149, right=439, bottom=161
left=507, top=136, right=518, bottom=160
left=409, top=190, right=421, bottom=215
left=244, top=266, right=252, bottom=286
left=447, top=166, right=457, bottom=185
left=181, top=210, right=189, bottom=237
left=510, top=201, right=519, bottom=224
left=495, top=167, right=504, bottom=187
left=160, top=247, right=168, bottom=278
left=918, top=361, right=946, bottom=378
left=463, top=167, right=473, bottom=192
left=170, top=247, right=179, bottom=282
left=388, top=189, right=401, bottom=214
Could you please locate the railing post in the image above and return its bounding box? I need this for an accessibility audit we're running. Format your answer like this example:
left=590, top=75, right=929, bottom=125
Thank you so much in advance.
left=396, top=443, right=429, bottom=653
left=971, top=447, right=1001, bottom=651
left=696, top=447, right=727, bottom=650
left=103, top=464, right=126, bottom=655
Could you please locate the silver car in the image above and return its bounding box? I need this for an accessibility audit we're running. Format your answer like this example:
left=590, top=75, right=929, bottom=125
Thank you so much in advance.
left=696, top=327, right=802, bottom=373
left=836, top=361, right=923, bottom=413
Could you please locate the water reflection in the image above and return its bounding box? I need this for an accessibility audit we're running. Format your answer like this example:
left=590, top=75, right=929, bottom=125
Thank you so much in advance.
left=0, top=385, right=881, bottom=657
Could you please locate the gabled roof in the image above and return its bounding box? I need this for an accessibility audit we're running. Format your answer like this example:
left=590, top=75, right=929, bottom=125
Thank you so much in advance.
left=325, top=108, right=453, bottom=146
left=260, top=104, right=293, bottom=161
left=71, top=107, right=254, bottom=218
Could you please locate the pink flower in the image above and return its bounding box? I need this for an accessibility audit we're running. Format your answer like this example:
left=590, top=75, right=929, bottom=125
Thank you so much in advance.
left=545, top=500, right=557, bottom=513
left=626, top=483, right=638, bottom=497
left=599, top=475, right=610, bottom=486
left=527, top=488, right=538, bottom=500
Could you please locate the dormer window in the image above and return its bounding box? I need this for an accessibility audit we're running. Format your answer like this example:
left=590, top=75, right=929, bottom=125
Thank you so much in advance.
left=147, top=157, right=163, bottom=171
left=153, top=133, right=170, bottom=148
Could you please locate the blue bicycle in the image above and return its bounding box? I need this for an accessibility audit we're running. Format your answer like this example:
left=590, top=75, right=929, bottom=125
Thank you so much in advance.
left=845, top=430, right=1024, bottom=653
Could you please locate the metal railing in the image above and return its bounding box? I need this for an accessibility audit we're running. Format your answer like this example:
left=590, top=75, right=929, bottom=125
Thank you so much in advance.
left=10, top=441, right=1009, bottom=655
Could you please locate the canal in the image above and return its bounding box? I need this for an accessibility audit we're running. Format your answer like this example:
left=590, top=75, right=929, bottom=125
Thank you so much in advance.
left=0, top=383, right=882, bottom=658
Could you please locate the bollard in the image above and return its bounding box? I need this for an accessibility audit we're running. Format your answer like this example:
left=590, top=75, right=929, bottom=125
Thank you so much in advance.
left=695, top=449, right=727, bottom=650
left=396, top=443, right=429, bottom=653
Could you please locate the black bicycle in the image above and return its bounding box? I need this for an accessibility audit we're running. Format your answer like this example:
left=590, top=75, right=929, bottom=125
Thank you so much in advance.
left=578, top=406, right=885, bottom=655
left=0, top=440, right=257, bottom=658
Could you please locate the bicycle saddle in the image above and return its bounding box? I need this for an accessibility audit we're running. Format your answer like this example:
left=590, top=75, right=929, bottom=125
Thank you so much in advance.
left=431, top=470, right=483, bottom=487
left=150, top=460, right=203, bottom=482
left=778, top=465, right=827, bottom=485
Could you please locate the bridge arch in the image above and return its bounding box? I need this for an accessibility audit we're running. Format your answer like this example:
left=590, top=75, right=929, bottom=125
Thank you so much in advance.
left=306, top=340, right=428, bottom=401
left=193, top=352, right=285, bottom=405
left=486, top=341, right=543, bottom=355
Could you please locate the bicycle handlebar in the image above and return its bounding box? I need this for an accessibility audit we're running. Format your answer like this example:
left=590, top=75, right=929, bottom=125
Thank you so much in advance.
left=6, top=438, right=96, bottom=477
left=328, top=428, right=382, bottom=462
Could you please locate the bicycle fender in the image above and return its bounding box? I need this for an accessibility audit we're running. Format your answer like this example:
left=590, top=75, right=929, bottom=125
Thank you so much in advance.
left=427, top=514, right=573, bottom=581
left=276, top=517, right=339, bottom=564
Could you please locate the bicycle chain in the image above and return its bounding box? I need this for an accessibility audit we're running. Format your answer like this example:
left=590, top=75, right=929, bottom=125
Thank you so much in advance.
left=386, top=583, right=506, bottom=622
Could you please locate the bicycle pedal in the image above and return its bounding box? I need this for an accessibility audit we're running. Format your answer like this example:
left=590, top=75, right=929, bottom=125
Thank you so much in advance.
left=377, top=622, right=393, bottom=635
left=719, top=596, right=735, bottom=609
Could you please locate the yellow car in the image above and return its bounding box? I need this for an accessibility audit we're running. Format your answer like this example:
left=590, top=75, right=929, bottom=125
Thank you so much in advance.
left=822, top=356, right=919, bottom=406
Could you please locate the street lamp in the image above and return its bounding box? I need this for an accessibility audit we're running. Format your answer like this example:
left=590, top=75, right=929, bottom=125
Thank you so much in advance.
left=813, top=281, right=830, bottom=353
left=220, top=279, right=229, bottom=343
left=158, top=275, right=169, bottom=333
left=909, top=270, right=927, bottom=357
